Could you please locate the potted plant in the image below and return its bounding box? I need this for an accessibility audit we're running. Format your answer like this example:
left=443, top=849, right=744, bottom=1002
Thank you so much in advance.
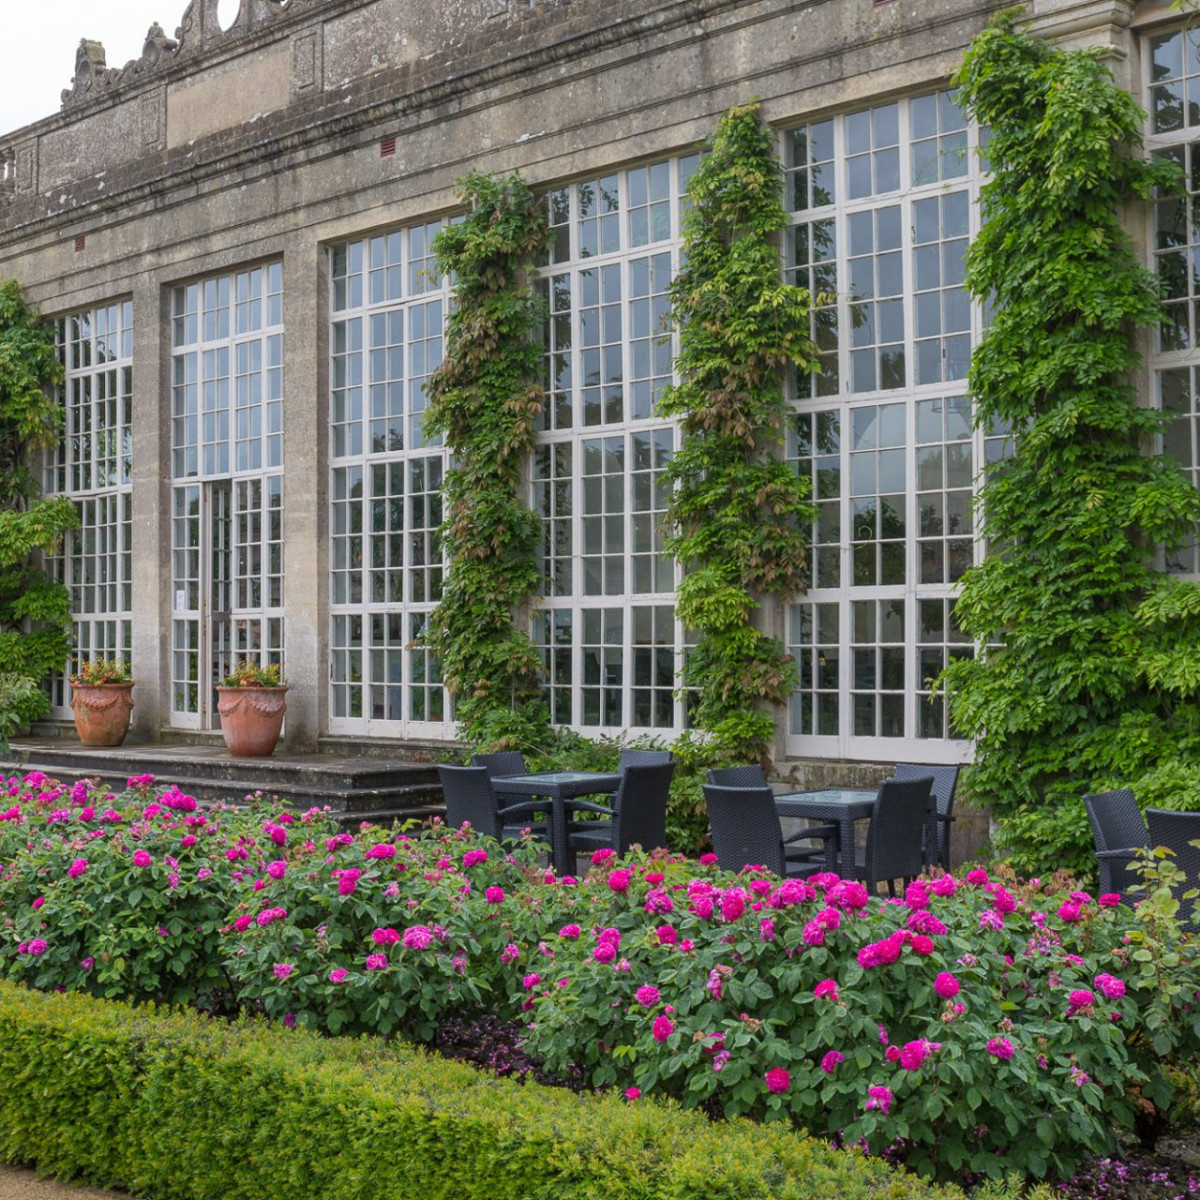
left=69, top=658, right=134, bottom=747
left=216, top=660, right=288, bottom=758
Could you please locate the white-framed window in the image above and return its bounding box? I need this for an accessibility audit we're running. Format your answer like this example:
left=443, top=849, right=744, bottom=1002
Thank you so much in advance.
left=784, top=91, right=982, bottom=762
left=43, top=301, right=133, bottom=710
left=327, top=222, right=452, bottom=735
left=531, top=156, right=696, bottom=734
left=1147, top=25, right=1200, bottom=577
left=169, top=263, right=284, bottom=726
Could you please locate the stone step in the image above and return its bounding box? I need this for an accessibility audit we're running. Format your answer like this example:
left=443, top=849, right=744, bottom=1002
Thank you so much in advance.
left=2, top=737, right=447, bottom=817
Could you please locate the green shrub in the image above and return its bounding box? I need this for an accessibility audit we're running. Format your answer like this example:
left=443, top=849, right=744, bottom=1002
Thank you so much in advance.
left=0, top=672, right=47, bottom=745
left=0, top=981, right=990, bottom=1200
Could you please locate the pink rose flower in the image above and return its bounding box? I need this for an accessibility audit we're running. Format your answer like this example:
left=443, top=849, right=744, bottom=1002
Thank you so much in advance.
left=1098, top=893, right=1121, bottom=907
left=987, top=1037, right=1015, bottom=1060
left=132, top=849, right=152, bottom=868
left=698, top=853, right=718, bottom=866
left=364, top=953, right=388, bottom=971
left=559, top=924, right=581, bottom=940
left=820, top=1050, right=844, bottom=1074
left=273, top=963, right=294, bottom=981
left=651, top=1015, right=674, bottom=1043
left=67, top=859, right=88, bottom=878
left=593, top=943, right=617, bottom=964
left=522, top=973, right=541, bottom=990
left=865, top=1085, right=893, bottom=1115
left=1094, top=973, right=1125, bottom=1000
left=765, top=1068, right=790, bottom=1094
left=401, top=926, right=433, bottom=951
left=656, top=925, right=677, bottom=946
left=266, top=860, right=287, bottom=880
left=934, top=972, right=960, bottom=999
left=813, top=979, right=839, bottom=1001
left=485, top=886, right=505, bottom=904
left=329, top=968, right=348, bottom=983
left=634, top=985, right=661, bottom=1007
left=27, top=939, right=47, bottom=956
left=1068, top=988, right=1096, bottom=1015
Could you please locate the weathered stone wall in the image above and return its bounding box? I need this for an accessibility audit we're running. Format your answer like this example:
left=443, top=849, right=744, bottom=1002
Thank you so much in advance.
left=0, top=0, right=1159, bottom=789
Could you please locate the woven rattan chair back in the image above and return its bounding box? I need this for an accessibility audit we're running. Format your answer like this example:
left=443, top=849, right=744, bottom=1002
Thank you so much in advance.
left=609, top=762, right=674, bottom=853
left=617, top=748, right=673, bottom=772
left=894, top=762, right=959, bottom=869
left=471, top=751, right=527, bottom=779
left=1146, top=808, right=1200, bottom=931
left=862, top=776, right=932, bottom=889
left=703, top=784, right=785, bottom=875
left=707, top=765, right=769, bottom=789
left=1084, top=790, right=1149, bottom=896
left=437, top=764, right=503, bottom=840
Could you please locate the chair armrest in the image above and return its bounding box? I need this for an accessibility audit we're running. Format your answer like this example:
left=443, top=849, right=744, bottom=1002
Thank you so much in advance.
left=937, top=813, right=956, bottom=825
left=1096, top=848, right=1139, bottom=862
left=783, top=823, right=838, bottom=845
left=496, top=800, right=548, bottom=820
left=563, top=800, right=615, bottom=818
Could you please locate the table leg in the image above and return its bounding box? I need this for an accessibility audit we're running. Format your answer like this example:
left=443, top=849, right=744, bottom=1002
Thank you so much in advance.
left=549, top=795, right=569, bottom=876
left=839, top=815, right=856, bottom=878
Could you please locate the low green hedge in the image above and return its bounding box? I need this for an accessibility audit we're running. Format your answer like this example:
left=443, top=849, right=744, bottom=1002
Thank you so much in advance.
left=0, top=982, right=1028, bottom=1200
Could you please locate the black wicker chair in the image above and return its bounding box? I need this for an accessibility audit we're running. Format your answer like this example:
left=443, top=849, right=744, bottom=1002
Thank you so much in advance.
left=436, top=764, right=547, bottom=844
left=566, top=762, right=675, bottom=864
left=1146, top=808, right=1200, bottom=931
left=702, top=784, right=838, bottom=878
left=471, top=751, right=527, bottom=778
left=617, top=748, right=673, bottom=771
left=707, top=765, right=769, bottom=788
left=894, top=763, right=960, bottom=870
left=1083, top=789, right=1150, bottom=900
left=844, top=776, right=933, bottom=895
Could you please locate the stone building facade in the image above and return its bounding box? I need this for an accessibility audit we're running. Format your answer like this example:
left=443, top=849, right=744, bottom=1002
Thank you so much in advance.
left=0, top=0, right=1190, bottom=772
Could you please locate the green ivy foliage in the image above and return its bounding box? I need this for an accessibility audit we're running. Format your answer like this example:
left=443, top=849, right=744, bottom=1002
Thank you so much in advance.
left=661, top=102, right=819, bottom=760
left=943, top=14, right=1200, bottom=875
left=424, top=173, right=551, bottom=747
left=0, top=279, right=76, bottom=708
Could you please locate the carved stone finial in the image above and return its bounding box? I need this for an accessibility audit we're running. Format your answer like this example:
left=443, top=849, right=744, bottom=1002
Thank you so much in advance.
left=61, top=38, right=111, bottom=105
left=142, top=22, right=179, bottom=66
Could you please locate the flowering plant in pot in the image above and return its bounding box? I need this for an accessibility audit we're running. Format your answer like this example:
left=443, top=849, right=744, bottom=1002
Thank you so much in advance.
left=216, top=660, right=288, bottom=758
left=69, top=658, right=134, bottom=747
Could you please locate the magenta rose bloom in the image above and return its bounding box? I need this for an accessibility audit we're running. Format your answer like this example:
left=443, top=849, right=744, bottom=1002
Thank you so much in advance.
left=634, top=985, right=661, bottom=1007
left=813, top=979, right=839, bottom=1001
left=329, top=968, right=348, bottom=983
left=1068, top=988, right=1096, bottom=1014
left=607, top=869, right=632, bottom=893
left=987, top=1037, right=1015, bottom=1060
left=559, top=924, right=581, bottom=940
left=364, top=953, right=388, bottom=971
left=765, top=1068, right=790, bottom=1094
left=899, top=1040, right=928, bottom=1071
left=1097, top=893, right=1121, bottom=907
left=865, top=1085, right=893, bottom=1114
left=656, top=925, right=678, bottom=946
left=820, top=1050, right=844, bottom=1075
left=651, top=1015, right=674, bottom=1043
left=401, top=925, right=433, bottom=951
left=132, top=849, right=152, bottom=868
left=485, top=886, right=505, bottom=904
left=26, top=939, right=47, bottom=956
left=934, top=972, right=960, bottom=999
left=273, top=963, right=294, bottom=981
left=593, top=943, right=617, bottom=964
left=67, top=858, right=88, bottom=878
left=1094, top=973, right=1125, bottom=1000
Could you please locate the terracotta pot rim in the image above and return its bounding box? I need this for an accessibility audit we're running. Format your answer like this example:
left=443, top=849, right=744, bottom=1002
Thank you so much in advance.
left=215, top=684, right=290, bottom=691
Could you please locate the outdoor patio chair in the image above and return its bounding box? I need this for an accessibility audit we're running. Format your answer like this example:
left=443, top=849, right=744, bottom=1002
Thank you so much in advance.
left=566, top=762, right=675, bottom=865
left=1083, top=789, right=1149, bottom=900
left=617, top=748, right=673, bottom=771
left=846, top=775, right=933, bottom=895
left=894, top=762, right=960, bottom=870
left=436, top=764, right=547, bottom=845
left=471, top=751, right=527, bottom=778
left=1146, top=808, right=1200, bottom=931
left=706, top=765, right=768, bottom=789
left=702, top=783, right=838, bottom=878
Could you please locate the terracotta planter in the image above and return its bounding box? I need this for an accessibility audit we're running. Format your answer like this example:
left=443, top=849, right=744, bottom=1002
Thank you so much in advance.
left=216, top=685, right=288, bottom=757
left=71, top=682, right=135, bottom=747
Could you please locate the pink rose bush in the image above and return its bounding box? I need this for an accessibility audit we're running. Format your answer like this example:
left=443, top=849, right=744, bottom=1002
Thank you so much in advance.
left=1, top=770, right=1199, bottom=1184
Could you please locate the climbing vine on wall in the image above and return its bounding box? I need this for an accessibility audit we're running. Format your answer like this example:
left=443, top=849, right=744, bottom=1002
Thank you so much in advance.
left=424, top=172, right=550, bottom=748
left=943, top=12, right=1200, bottom=874
left=661, top=102, right=820, bottom=761
left=0, top=279, right=77, bottom=734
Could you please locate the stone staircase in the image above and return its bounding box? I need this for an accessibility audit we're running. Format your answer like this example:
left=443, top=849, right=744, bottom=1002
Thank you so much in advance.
left=2, top=736, right=447, bottom=829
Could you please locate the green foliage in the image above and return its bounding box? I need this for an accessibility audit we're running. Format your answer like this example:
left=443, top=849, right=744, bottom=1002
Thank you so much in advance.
left=0, top=673, right=47, bottom=746
left=943, top=16, right=1200, bottom=876
left=219, top=659, right=283, bottom=688
left=661, top=103, right=819, bottom=761
left=0, top=982, right=983, bottom=1200
left=71, top=658, right=134, bottom=687
left=0, top=279, right=76, bottom=689
left=424, top=173, right=551, bottom=746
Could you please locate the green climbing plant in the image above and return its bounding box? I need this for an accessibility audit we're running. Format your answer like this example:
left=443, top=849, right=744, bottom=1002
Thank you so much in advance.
left=943, top=12, right=1200, bottom=875
left=660, top=102, right=820, bottom=762
left=0, top=279, right=77, bottom=739
left=424, top=172, right=551, bottom=748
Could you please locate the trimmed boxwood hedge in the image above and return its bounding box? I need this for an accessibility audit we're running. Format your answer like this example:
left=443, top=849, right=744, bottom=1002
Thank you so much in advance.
left=0, top=982, right=1011, bottom=1200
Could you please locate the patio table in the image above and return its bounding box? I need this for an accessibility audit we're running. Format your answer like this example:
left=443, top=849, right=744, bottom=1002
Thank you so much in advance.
left=775, top=788, right=877, bottom=878
left=492, top=770, right=622, bottom=876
